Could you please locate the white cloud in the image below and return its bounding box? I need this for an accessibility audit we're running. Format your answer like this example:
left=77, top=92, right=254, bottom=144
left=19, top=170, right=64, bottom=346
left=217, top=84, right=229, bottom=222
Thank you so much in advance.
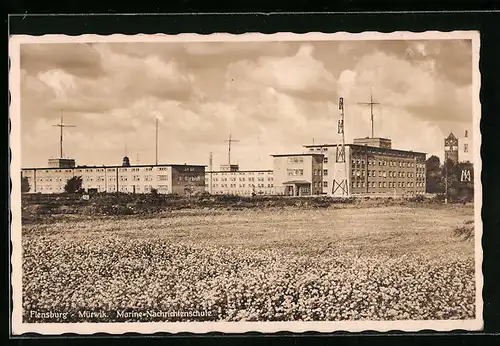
left=20, top=40, right=474, bottom=169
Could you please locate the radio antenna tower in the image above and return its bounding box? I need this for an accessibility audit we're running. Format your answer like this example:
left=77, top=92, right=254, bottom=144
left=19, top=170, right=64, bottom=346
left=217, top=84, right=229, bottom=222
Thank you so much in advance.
left=224, top=130, right=239, bottom=166
left=52, top=109, right=76, bottom=158
left=358, top=89, right=380, bottom=138
left=332, top=97, right=349, bottom=196
left=208, top=152, right=213, bottom=194
left=155, top=117, right=159, bottom=165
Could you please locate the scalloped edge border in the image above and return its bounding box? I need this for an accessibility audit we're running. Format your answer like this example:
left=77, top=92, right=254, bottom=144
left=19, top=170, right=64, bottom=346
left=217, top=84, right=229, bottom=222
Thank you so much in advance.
left=8, top=30, right=483, bottom=335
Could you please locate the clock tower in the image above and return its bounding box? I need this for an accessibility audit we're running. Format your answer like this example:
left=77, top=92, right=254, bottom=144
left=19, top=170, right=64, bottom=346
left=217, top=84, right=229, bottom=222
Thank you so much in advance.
left=444, top=132, right=459, bottom=164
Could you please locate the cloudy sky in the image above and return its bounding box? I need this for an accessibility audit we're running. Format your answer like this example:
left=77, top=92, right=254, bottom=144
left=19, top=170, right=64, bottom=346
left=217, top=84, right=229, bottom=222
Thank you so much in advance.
left=20, top=38, right=474, bottom=169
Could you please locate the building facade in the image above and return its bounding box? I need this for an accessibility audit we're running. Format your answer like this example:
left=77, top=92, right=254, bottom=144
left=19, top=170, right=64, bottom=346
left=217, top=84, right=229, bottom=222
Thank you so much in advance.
left=304, top=137, right=427, bottom=197
left=23, top=138, right=426, bottom=198
left=22, top=159, right=206, bottom=195
left=271, top=153, right=324, bottom=196
left=205, top=170, right=274, bottom=196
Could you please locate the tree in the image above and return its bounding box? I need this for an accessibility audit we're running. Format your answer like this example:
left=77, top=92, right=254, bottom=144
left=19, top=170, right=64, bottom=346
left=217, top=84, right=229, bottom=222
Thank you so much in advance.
left=425, top=155, right=442, bottom=193
left=441, top=159, right=474, bottom=202
left=64, top=176, right=83, bottom=194
left=21, top=176, right=30, bottom=193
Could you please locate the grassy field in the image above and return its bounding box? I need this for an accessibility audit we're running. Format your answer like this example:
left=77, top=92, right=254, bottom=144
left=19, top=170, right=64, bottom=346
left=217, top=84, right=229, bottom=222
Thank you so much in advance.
left=22, top=204, right=476, bottom=322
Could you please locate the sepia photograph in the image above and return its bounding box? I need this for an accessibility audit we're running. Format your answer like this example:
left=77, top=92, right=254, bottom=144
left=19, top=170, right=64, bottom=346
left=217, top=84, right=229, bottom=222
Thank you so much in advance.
left=9, top=31, right=482, bottom=334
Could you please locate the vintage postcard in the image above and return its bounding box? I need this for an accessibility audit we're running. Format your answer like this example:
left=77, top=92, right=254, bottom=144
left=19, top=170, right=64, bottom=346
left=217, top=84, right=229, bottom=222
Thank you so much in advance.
left=9, top=31, right=482, bottom=335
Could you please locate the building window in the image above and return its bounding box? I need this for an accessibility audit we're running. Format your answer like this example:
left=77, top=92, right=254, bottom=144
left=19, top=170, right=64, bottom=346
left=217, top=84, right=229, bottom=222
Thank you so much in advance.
left=323, top=181, right=328, bottom=188
left=323, top=169, right=328, bottom=176
left=383, top=182, right=387, bottom=188
left=287, top=169, right=304, bottom=176
left=287, top=157, right=304, bottom=164
left=157, top=175, right=168, bottom=181
left=378, top=182, right=382, bottom=188
left=323, top=157, right=328, bottom=164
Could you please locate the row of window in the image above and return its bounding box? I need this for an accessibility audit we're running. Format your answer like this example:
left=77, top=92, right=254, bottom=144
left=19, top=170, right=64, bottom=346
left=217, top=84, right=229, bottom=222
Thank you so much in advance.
left=287, top=169, right=304, bottom=176
left=313, top=169, right=329, bottom=176
left=210, top=171, right=271, bottom=175
left=352, top=159, right=419, bottom=168
left=287, top=157, right=304, bottom=164
left=178, top=175, right=202, bottom=182
left=33, top=184, right=168, bottom=193
left=352, top=170, right=422, bottom=178
left=209, top=177, right=271, bottom=182
left=313, top=181, right=329, bottom=189
left=212, top=183, right=273, bottom=188
left=210, top=190, right=274, bottom=195
left=352, top=181, right=425, bottom=188
left=309, top=147, right=329, bottom=152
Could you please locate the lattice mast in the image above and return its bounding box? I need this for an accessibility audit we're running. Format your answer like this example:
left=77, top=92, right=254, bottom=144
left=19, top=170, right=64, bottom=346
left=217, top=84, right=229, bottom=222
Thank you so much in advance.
left=332, top=97, right=349, bottom=196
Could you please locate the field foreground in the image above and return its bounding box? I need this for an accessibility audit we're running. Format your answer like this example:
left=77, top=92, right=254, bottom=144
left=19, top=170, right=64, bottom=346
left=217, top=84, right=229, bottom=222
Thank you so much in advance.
left=22, top=205, right=476, bottom=322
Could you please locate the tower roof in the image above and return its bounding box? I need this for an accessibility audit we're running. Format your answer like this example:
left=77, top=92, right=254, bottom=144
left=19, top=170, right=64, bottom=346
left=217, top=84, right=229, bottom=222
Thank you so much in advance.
left=446, top=132, right=457, bottom=140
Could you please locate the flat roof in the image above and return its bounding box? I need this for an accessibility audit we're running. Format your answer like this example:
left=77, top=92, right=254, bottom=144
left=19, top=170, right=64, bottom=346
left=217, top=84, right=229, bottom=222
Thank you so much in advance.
left=303, top=143, right=426, bottom=156
left=283, top=180, right=311, bottom=184
left=271, top=153, right=324, bottom=157
left=353, top=137, right=391, bottom=141
left=207, top=170, right=273, bottom=173
left=22, top=163, right=207, bottom=171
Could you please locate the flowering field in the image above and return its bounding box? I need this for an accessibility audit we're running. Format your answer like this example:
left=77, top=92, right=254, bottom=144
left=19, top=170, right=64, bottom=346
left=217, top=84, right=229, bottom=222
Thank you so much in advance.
left=22, top=205, right=476, bottom=322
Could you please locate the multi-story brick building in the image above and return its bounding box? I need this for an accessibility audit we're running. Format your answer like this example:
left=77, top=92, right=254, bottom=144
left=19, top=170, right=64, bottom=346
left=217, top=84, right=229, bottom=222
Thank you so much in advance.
left=303, top=137, right=427, bottom=197
left=21, top=156, right=206, bottom=195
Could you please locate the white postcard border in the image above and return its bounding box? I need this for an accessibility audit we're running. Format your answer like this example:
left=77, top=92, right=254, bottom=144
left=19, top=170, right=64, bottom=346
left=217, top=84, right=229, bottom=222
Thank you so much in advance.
left=9, top=30, right=483, bottom=335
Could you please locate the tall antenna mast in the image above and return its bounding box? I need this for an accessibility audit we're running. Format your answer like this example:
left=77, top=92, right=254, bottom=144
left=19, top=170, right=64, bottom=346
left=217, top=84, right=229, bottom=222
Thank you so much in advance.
left=224, top=130, right=239, bottom=166
left=332, top=97, right=349, bottom=197
left=209, top=152, right=213, bottom=194
left=156, top=117, right=159, bottom=165
left=358, top=89, right=380, bottom=138
left=52, top=109, right=76, bottom=158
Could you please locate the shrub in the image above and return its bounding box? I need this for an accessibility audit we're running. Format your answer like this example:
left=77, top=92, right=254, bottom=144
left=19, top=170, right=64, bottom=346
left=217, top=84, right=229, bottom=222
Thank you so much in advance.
left=64, top=176, right=84, bottom=194
left=408, top=195, right=425, bottom=203
left=454, top=223, right=474, bottom=242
